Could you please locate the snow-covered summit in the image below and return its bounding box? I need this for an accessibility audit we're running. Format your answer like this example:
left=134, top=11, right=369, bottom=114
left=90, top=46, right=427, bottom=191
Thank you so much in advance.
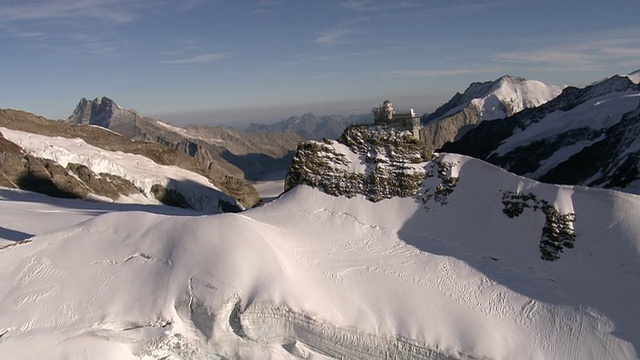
left=419, top=75, right=564, bottom=151
left=471, top=75, right=566, bottom=120
left=426, top=75, right=565, bottom=124
left=442, top=73, right=640, bottom=194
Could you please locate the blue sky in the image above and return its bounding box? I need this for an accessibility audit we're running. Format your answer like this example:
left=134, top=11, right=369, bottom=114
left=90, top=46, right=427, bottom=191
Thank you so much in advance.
left=1, top=0, right=639, bottom=126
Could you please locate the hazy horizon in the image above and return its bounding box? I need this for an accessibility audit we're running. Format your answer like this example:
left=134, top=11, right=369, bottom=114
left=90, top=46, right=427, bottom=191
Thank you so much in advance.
left=1, top=1, right=638, bottom=127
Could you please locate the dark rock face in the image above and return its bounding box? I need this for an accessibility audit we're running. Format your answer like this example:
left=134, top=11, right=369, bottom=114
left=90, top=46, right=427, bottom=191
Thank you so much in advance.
left=419, top=104, right=480, bottom=151
left=66, top=163, right=141, bottom=200
left=539, top=108, right=640, bottom=188
left=441, top=76, right=640, bottom=194
left=285, top=125, right=432, bottom=202
left=501, top=191, right=576, bottom=261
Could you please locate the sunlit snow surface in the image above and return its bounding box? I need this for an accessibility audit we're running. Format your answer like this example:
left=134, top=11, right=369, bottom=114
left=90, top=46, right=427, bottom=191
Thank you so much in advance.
left=1, top=154, right=640, bottom=359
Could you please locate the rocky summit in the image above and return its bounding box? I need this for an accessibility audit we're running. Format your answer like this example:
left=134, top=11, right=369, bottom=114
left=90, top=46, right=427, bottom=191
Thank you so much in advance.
left=286, top=125, right=435, bottom=202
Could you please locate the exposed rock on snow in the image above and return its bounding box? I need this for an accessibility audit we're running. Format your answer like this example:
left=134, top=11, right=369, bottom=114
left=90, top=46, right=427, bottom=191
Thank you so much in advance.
left=0, top=108, right=252, bottom=209
left=0, top=130, right=139, bottom=200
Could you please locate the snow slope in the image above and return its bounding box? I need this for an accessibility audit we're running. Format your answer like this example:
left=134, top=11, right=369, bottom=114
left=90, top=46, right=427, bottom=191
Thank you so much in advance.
left=472, top=76, right=565, bottom=121
left=493, top=89, right=640, bottom=157
left=0, top=127, right=241, bottom=213
left=1, top=152, right=639, bottom=359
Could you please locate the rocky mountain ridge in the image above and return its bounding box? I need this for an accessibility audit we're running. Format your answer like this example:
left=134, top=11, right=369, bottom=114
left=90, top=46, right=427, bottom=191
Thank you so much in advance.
left=441, top=74, right=640, bottom=194
left=0, top=130, right=139, bottom=201
left=68, top=97, right=301, bottom=182
left=419, top=75, right=565, bottom=151
left=0, top=108, right=248, bottom=211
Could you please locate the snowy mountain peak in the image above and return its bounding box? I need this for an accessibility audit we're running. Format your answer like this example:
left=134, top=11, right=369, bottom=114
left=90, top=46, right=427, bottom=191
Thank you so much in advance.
left=497, top=74, right=527, bottom=84
left=441, top=71, right=640, bottom=194
left=426, top=75, right=564, bottom=124
left=626, top=69, right=640, bottom=84
left=420, top=75, right=564, bottom=151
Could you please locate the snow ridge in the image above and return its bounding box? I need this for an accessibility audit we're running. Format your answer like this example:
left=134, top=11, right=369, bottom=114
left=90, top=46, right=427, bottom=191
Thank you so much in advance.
left=434, top=75, right=565, bottom=122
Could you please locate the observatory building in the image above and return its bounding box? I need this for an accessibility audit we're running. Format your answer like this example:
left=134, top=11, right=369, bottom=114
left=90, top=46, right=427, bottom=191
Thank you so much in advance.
left=372, top=100, right=421, bottom=139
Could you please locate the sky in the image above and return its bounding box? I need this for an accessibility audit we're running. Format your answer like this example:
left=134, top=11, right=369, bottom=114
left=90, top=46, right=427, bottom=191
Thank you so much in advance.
left=1, top=0, right=639, bottom=127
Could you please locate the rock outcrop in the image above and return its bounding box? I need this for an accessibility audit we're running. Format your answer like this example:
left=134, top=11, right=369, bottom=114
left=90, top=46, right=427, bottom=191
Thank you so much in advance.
left=284, top=124, right=577, bottom=262
left=285, top=125, right=433, bottom=202
left=0, top=130, right=140, bottom=200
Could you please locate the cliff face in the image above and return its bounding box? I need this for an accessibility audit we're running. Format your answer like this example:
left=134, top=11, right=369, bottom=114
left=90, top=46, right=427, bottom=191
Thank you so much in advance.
left=285, top=125, right=434, bottom=202
left=419, top=104, right=479, bottom=151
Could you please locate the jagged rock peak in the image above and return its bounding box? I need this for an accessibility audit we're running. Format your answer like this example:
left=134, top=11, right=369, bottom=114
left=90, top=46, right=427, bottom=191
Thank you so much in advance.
left=67, top=96, right=124, bottom=127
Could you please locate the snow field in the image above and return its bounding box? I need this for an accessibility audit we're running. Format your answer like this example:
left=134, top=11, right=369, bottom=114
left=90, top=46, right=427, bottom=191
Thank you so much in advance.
left=0, top=153, right=639, bottom=359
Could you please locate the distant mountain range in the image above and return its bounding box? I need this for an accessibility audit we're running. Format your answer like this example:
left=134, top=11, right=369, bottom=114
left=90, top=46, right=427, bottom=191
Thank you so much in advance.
left=246, top=112, right=372, bottom=141
left=441, top=72, right=640, bottom=194
left=419, top=75, right=565, bottom=151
